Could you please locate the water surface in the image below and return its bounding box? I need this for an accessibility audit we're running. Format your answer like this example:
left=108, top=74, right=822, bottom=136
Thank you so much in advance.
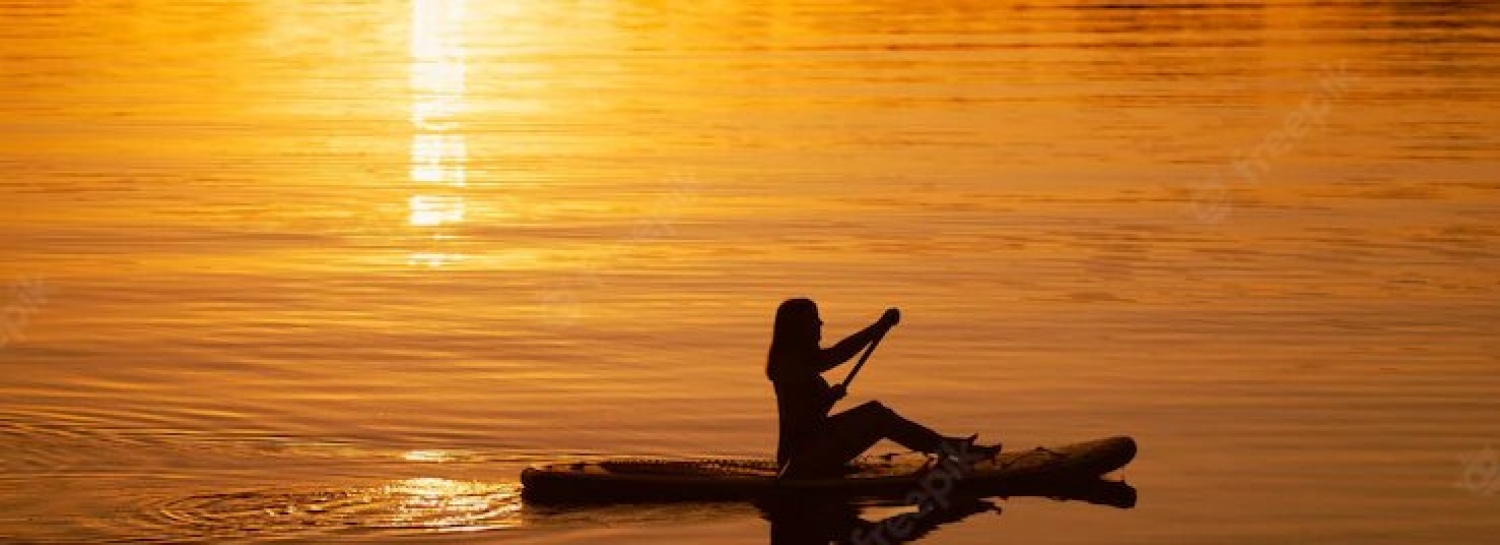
left=2, top=0, right=1498, bottom=543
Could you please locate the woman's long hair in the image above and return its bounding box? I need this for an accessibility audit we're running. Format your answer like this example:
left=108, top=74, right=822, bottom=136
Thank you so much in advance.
left=767, top=298, right=818, bottom=379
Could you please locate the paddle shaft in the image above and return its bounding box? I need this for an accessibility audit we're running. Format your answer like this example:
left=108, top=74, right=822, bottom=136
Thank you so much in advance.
left=840, top=326, right=887, bottom=390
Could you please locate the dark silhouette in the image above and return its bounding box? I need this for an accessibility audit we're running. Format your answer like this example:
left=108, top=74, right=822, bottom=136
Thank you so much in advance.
left=758, top=493, right=1000, bottom=545
left=767, top=298, right=1000, bottom=477
left=757, top=480, right=1137, bottom=545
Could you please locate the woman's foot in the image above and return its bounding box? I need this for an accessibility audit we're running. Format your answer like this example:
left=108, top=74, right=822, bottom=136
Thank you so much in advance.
left=936, top=434, right=1003, bottom=461
left=973, top=438, right=1003, bottom=459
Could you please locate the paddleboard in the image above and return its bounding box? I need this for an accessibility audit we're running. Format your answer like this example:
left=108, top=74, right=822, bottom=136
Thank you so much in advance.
left=521, top=435, right=1135, bottom=503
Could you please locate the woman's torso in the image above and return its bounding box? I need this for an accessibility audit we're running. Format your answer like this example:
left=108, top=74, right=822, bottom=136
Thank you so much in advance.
left=768, top=350, right=832, bottom=464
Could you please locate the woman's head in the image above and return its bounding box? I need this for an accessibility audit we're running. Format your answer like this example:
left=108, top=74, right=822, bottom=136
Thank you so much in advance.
left=772, top=297, right=822, bottom=350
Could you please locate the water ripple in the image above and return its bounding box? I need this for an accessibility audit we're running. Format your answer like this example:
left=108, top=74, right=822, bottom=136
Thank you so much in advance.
left=124, top=479, right=522, bottom=543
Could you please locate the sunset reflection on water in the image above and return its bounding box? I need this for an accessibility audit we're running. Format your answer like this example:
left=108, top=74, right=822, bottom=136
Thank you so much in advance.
left=1, top=0, right=1497, bottom=543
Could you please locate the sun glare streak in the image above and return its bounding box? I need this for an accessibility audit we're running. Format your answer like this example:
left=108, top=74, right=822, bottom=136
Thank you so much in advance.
left=408, top=195, right=466, bottom=227
left=401, top=449, right=455, bottom=463
left=410, top=134, right=468, bottom=185
left=409, top=0, right=468, bottom=263
left=380, top=478, right=522, bottom=531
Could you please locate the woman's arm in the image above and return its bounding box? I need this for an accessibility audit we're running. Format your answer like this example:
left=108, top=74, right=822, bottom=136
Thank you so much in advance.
left=817, top=309, right=900, bottom=372
left=817, top=323, right=883, bottom=372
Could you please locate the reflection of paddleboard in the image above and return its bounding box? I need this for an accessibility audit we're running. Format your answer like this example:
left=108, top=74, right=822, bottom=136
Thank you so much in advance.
left=522, top=436, right=1136, bottom=503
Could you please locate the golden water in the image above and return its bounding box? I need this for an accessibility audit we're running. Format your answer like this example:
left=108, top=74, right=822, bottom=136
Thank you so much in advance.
left=2, top=1, right=1498, bottom=543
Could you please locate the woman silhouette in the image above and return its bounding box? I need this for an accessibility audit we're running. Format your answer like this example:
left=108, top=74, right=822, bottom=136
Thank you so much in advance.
left=767, top=298, right=1000, bottom=477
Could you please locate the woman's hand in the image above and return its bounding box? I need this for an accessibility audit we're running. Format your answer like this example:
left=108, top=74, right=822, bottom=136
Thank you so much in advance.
left=878, top=307, right=901, bottom=329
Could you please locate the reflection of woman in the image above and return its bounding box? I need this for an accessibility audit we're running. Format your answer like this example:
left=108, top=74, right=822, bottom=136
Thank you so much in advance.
left=760, top=495, right=1000, bottom=545
left=767, top=298, right=1000, bottom=477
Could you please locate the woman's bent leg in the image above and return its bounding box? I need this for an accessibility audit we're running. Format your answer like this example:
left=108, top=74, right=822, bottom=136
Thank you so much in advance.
left=793, top=401, right=944, bottom=474
left=837, top=401, right=944, bottom=454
